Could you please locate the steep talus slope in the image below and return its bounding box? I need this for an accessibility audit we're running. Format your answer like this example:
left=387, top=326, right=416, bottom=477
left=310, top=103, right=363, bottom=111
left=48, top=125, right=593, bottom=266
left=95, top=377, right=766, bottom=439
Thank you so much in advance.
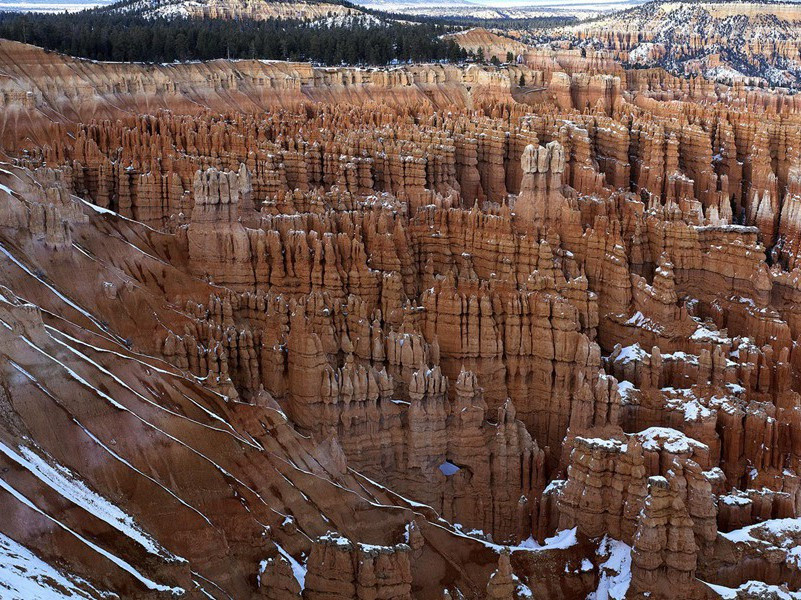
left=445, top=28, right=529, bottom=62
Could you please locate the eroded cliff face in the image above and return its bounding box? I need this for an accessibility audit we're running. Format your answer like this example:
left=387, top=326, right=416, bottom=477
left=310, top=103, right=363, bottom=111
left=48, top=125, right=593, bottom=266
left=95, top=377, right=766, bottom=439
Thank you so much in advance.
left=446, top=28, right=529, bottom=63
left=548, top=0, right=801, bottom=88
left=2, top=38, right=801, bottom=600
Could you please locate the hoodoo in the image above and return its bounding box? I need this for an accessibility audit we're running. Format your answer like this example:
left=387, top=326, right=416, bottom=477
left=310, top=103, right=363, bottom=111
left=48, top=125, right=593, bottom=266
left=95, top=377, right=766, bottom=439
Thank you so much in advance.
left=0, top=0, right=800, bottom=597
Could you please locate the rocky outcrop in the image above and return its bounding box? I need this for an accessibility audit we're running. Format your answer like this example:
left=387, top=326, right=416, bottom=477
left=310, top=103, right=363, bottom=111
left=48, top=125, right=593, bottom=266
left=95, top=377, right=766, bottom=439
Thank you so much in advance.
left=630, top=476, right=701, bottom=599
left=303, top=534, right=412, bottom=600
left=513, top=141, right=567, bottom=228
left=446, top=28, right=528, bottom=63
left=559, top=1, right=801, bottom=89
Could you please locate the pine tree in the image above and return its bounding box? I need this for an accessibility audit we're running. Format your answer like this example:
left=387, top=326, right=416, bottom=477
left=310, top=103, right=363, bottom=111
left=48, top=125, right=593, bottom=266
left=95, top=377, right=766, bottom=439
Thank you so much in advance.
left=0, top=9, right=485, bottom=66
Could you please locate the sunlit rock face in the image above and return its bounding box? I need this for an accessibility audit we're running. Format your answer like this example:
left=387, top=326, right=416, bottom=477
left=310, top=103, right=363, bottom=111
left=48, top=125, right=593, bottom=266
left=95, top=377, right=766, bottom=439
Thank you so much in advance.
left=1, top=34, right=801, bottom=600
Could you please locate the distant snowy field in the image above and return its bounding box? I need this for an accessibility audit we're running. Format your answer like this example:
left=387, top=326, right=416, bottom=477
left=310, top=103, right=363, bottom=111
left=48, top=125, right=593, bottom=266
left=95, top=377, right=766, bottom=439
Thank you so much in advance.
left=358, top=0, right=643, bottom=9
left=357, top=0, right=644, bottom=19
left=0, top=0, right=639, bottom=14
left=0, top=0, right=113, bottom=11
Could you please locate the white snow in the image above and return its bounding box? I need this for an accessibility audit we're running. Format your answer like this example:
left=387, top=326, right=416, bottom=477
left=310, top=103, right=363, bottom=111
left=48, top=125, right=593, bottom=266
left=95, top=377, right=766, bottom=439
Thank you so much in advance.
left=75, top=196, right=161, bottom=234
left=615, top=381, right=636, bottom=404
left=0, top=441, right=175, bottom=561
left=721, top=518, right=801, bottom=571
left=274, top=543, right=306, bottom=591
left=636, top=427, right=707, bottom=455
left=309, top=13, right=383, bottom=28
left=0, top=531, right=112, bottom=600
left=588, top=536, right=632, bottom=600
left=0, top=477, right=183, bottom=594
left=703, top=580, right=801, bottom=600
left=721, top=518, right=801, bottom=544
left=661, top=351, right=698, bottom=365
left=0, top=0, right=113, bottom=11
left=690, top=324, right=728, bottom=342
left=577, top=437, right=626, bottom=452
left=628, top=43, right=656, bottom=64
left=663, top=389, right=715, bottom=422
left=318, top=532, right=353, bottom=548
left=719, top=494, right=751, bottom=507
left=615, top=343, right=648, bottom=365
left=679, top=398, right=712, bottom=422
left=624, top=311, right=645, bottom=326
left=705, top=66, right=747, bottom=83
left=543, top=479, right=565, bottom=495
left=521, top=527, right=578, bottom=551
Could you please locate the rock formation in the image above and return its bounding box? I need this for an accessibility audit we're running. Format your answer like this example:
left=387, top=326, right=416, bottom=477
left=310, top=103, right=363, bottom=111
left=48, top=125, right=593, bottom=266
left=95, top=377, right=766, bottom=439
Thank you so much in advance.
left=0, top=32, right=800, bottom=600
left=550, top=1, right=801, bottom=89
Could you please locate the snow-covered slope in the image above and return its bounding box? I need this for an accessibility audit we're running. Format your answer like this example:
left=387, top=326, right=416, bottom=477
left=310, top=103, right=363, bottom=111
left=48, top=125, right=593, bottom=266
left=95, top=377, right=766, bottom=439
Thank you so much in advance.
left=112, top=0, right=365, bottom=20
left=563, top=0, right=801, bottom=87
left=357, top=0, right=642, bottom=19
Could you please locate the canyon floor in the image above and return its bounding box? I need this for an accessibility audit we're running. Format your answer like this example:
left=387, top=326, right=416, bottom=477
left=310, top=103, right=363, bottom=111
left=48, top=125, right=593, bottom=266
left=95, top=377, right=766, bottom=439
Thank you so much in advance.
left=0, top=25, right=801, bottom=600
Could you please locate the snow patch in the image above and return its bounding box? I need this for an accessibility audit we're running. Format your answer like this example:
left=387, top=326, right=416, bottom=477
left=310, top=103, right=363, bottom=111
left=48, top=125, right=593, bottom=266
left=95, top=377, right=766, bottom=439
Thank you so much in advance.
left=0, top=531, right=112, bottom=599
left=588, top=536, right=631, bottom=600
left=636, top=427, right=707, bottom=455
left=274, top=543, right=306, bottom=591
left=0, top=442, right=176, bottom=561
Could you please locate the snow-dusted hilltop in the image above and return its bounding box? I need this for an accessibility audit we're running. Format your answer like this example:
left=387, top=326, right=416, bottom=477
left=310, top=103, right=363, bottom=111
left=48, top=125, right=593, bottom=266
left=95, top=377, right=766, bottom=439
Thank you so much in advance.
left=559, top=0, right=801, bottom=87
left=445, top=26, right=529, bottom=60
left=112, top=0, right=367, bottom=20
left=355, top=0, right=644, bottom=20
